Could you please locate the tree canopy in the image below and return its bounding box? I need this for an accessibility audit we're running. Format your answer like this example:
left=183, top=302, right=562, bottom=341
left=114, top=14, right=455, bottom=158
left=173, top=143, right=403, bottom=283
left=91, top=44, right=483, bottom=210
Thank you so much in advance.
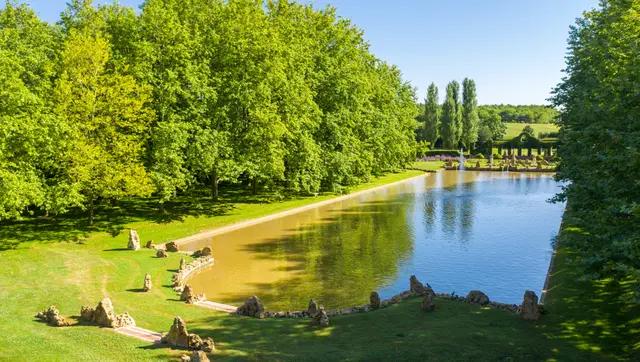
left=0, top=0, right=418, bottom=221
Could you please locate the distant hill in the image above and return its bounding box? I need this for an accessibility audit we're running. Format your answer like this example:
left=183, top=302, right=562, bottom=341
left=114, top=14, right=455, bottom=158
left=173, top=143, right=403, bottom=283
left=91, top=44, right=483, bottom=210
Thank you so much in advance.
left=479, top=105, right=559, bottom=124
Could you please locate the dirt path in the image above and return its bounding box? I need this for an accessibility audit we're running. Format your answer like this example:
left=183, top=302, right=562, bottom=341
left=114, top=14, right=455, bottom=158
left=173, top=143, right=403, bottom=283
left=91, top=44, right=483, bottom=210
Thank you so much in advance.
left=166, top=173, right=430, bottom=248
left=195, top=300, right=238, bottom=313
left=115, top=326, right=163, bottom=343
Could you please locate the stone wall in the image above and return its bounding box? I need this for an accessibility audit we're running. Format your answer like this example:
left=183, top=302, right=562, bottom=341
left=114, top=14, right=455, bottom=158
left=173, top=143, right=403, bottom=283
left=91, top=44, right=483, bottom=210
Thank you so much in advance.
left=171, top=255, right=215, bottom=292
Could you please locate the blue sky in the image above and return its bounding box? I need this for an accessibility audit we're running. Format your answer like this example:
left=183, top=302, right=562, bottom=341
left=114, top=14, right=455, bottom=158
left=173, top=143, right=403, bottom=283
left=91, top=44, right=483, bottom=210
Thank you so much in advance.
left=25, top=0, right=598, bottom=105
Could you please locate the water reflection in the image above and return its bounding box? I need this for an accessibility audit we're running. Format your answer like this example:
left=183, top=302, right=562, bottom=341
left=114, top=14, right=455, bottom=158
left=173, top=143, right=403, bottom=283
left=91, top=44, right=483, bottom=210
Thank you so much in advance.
left=187, top=171, right=564, bottom=309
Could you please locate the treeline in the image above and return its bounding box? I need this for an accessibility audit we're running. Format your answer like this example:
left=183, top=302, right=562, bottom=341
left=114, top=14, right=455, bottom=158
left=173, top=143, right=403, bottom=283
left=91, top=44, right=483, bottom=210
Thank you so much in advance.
left=478, top=104, right=558, bottom=124
left=0, top=0, right=418, bottom=222
left=553, top=0, right=639, bottom=304
left=418, top=79, right=505, bottom=149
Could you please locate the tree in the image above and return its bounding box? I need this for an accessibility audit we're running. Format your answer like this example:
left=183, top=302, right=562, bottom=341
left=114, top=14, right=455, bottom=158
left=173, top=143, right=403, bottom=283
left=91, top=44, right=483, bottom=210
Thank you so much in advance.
left=440, top=81, right=460, bottom=149
left=54, top=11, right=154, bottom=223
left=451, top=80, right=463, bottom=146
left=461, top=78, right=479, bottom=149
left=477, top=109, right=505, bottom=144
left=423, top=83, right=440, bottom=145
left=552, top=0, right=640, bottom=301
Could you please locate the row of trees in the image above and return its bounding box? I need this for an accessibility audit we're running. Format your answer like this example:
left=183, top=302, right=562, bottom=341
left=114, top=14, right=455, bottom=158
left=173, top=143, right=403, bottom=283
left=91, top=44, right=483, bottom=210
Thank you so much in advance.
left=478, top=104, right=559, bottom=124
left=553, top=0, right=639, bottom=303
left=0, top=0, right=418, bottom=222
left=419, top=79, right=505, bottom=149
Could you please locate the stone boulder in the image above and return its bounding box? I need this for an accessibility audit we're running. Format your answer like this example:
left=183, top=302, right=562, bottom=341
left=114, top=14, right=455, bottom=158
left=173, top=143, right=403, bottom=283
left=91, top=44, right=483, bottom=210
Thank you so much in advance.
left=370, top=291, right=381, bottom=309
left=143, top=274, right=152, bottom=292
left=236, top=296, right=265, bottom=318
left=192, top=246, right=212, bottom=258
left=161, top=316, right=190, bottom=348
left=166, top=241, right=179, bottom=252
left=421, top=292, right=435, bottom=312
left=82, top=298, right=135, bottom=328
left=180, top=285, right=205, bottom=304
left=156, top=249, right=168, bottom=258
left=189, top=351, right=210, bottom=362
left=520, top=290, right=541, bottom=321
left=409, top=275, right=433, bottom=296
left=145, top=240, right=155, bottom=249
left=311, top=307, right=329, bottom=327
left=35, top=306, right=70, bottom=327
left=307, top=299, right=320, bottom=317
left=466, top=290, right=490, bottom=305
left=200, top=337, right=215, bottom=353
left=128, top=229, right=141, bottom=250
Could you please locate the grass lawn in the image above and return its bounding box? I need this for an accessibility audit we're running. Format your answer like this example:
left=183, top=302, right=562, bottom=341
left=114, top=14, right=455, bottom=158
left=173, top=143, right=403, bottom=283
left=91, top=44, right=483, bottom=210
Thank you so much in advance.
left=502, top=122, right=559, bottom=140
left=0, top=162, right=634, bottom=361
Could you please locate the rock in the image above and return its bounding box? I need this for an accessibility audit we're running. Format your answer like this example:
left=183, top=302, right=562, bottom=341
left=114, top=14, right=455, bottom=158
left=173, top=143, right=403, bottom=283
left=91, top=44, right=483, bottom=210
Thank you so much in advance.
left=128, top=229, right=141, bottom=250
left=180, top=355, right=191, bottom=362
left=35, top=306, right=70, bottom=327
left=190, top=351, right=210, bottom=362
left=188, top=333, right=203, bottom=349
left=143, top=273, right=152, bottom=292
left=145, top=240, right=155, bottom=249
left=92, top=298, right=117, bottom=327
left=307, top=299, right=320, bottom=317
left=180, top=257, right=187, bottom=271
left=370, top=291, right=381, bottom=309
left=237, top=296, right=265, bottom=318
left=520, top=290, right=541, bottom=321
left=161, top=316, right=190, bottom=348
left=409, top=275, right=433, bottom=296
left=466, top=290, right=490, bottom=305
left=193, top=246, right=212, bottom=258
left=166, top=241, right=179, bottom=252
left=200, top=337, right=215, bottom=353
left=80, top=306, right=95, bottom=322
left=180, top=285, right=205, bottom=304
left=156, top=249, right=168, bottom=258
left=311, top=307, right=329, bottom=327
left=421, top=292, right=435, bottom=312
left=112, top=312, right=136, bottom=328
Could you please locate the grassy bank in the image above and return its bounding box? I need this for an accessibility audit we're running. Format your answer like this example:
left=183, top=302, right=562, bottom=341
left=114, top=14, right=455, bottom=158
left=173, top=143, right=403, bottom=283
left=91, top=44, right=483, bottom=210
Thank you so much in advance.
left=0, top=163, right=632, bottom=361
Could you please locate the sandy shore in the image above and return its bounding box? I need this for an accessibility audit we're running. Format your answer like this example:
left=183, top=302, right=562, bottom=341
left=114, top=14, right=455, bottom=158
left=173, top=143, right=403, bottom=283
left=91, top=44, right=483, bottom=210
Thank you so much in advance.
left=169, top=172, right=431, bottom=247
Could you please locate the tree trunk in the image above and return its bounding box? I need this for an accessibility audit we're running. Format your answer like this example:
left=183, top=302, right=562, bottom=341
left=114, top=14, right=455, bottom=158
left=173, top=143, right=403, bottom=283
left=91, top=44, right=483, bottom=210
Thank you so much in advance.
left=211, top=169, right=219, bottom=200
left=88, top=197, right=95, bottom=225
left=252, top=179, right=258, bottom=195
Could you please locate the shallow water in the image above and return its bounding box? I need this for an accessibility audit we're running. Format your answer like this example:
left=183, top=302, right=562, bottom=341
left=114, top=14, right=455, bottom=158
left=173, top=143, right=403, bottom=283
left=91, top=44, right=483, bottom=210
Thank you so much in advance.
left=186, top=171, right=564, bottom=310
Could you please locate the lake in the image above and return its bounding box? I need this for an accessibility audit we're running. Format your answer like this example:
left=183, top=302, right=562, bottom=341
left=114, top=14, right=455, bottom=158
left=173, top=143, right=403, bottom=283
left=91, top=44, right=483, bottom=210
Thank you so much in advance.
left=185, top=171, right=565, bottom=310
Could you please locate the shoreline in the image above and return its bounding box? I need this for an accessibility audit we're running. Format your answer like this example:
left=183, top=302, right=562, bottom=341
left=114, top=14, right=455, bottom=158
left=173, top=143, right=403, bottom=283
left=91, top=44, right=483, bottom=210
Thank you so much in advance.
left=168, top=172, right=433, bottom=248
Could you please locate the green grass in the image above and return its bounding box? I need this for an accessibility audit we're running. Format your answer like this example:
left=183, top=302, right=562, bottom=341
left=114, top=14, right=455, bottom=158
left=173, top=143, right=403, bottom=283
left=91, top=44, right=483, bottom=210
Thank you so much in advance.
left=502, top=122, right=559, bottom=140
left=0, top=162, right=634, bottom=361
left=409, top=160, right=445, bottom=172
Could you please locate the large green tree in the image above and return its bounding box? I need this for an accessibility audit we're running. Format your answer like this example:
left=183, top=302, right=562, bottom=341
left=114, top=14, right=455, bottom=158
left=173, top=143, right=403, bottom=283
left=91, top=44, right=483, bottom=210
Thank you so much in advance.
left=552, top=0, right=640, bottom=301
left=440, top=81, right=460, bottom=149
left=423, top=83, right=440, bottom=145
left=461, top=78, right=479, bottom=150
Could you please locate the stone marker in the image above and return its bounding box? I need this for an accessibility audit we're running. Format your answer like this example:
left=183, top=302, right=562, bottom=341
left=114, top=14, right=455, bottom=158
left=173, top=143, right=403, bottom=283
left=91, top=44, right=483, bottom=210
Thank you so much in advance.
left=128, top=229, right=141, bottom=251
left=307, top=299, right=320, bottom=317
left=236, top=296, right=265, bottom=318
left=143, top=273, right=152, bottom=292
left=466, top=290, right=490, bottom=305
left=145, top=240, right=155, bottom=249
left=165, top=241, right=179, bottom=252
left=179, top=257, right=187, bottom=271
left=312, top=307, right=329, bottom=327
left=156, top=249, right=168, bottom=258
left=520, top=290, right=541, bottom=321
left=35, top=306, right=71, bottom=327
left=370, top=291, right=381, bottom=309
left=421, top=292, right=435, bottom=312
left=409, top=275, right=433, bottom=296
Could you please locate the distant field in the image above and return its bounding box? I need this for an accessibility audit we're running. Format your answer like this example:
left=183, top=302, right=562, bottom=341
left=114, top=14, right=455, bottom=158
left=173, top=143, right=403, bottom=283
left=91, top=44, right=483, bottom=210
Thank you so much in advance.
left=502, top=123, right=559, bottom=140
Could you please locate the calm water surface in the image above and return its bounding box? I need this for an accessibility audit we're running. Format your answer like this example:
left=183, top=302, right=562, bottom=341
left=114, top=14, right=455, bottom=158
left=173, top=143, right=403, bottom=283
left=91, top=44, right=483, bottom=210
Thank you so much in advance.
left=186, top=171, right=564, bottom=310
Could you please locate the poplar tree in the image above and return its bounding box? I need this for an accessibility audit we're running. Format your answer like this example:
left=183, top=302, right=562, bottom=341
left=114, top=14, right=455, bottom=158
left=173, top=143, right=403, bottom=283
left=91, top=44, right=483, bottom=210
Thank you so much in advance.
left=451, top=80, right=463, bottom=146
left=423, top=83, right=440, bottom=146
left=462, top=78, right=480, bottom=150
left=440, top=81, right=459, bottom=149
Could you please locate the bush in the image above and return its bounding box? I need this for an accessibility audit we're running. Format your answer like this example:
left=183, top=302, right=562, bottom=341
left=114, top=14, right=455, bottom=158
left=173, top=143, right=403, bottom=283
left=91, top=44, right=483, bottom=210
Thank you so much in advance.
left=424, top=149, right=463, bottom=157
left=493, top=153, right=503, bottom=159
left=475, top=153, right=485, bottom=159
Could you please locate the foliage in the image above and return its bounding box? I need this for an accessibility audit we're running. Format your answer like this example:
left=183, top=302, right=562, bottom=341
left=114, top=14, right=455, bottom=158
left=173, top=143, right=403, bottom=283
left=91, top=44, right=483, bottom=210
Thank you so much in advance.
left=461, top=78, right=479, bottom=149
left=0, top=0, right=418, bottom=221
left=440, top=81, right=460, bottom=149
left=552, top=0, right=640, bottom=302
left=422, top=82, right=440, bottom=145
left=478, top=104, right=559, bottom=124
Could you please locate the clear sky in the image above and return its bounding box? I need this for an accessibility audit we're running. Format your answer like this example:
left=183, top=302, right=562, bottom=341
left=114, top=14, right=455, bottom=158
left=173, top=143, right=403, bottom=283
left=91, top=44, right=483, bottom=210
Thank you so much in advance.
left=24, top=0, right=598, bottom=105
